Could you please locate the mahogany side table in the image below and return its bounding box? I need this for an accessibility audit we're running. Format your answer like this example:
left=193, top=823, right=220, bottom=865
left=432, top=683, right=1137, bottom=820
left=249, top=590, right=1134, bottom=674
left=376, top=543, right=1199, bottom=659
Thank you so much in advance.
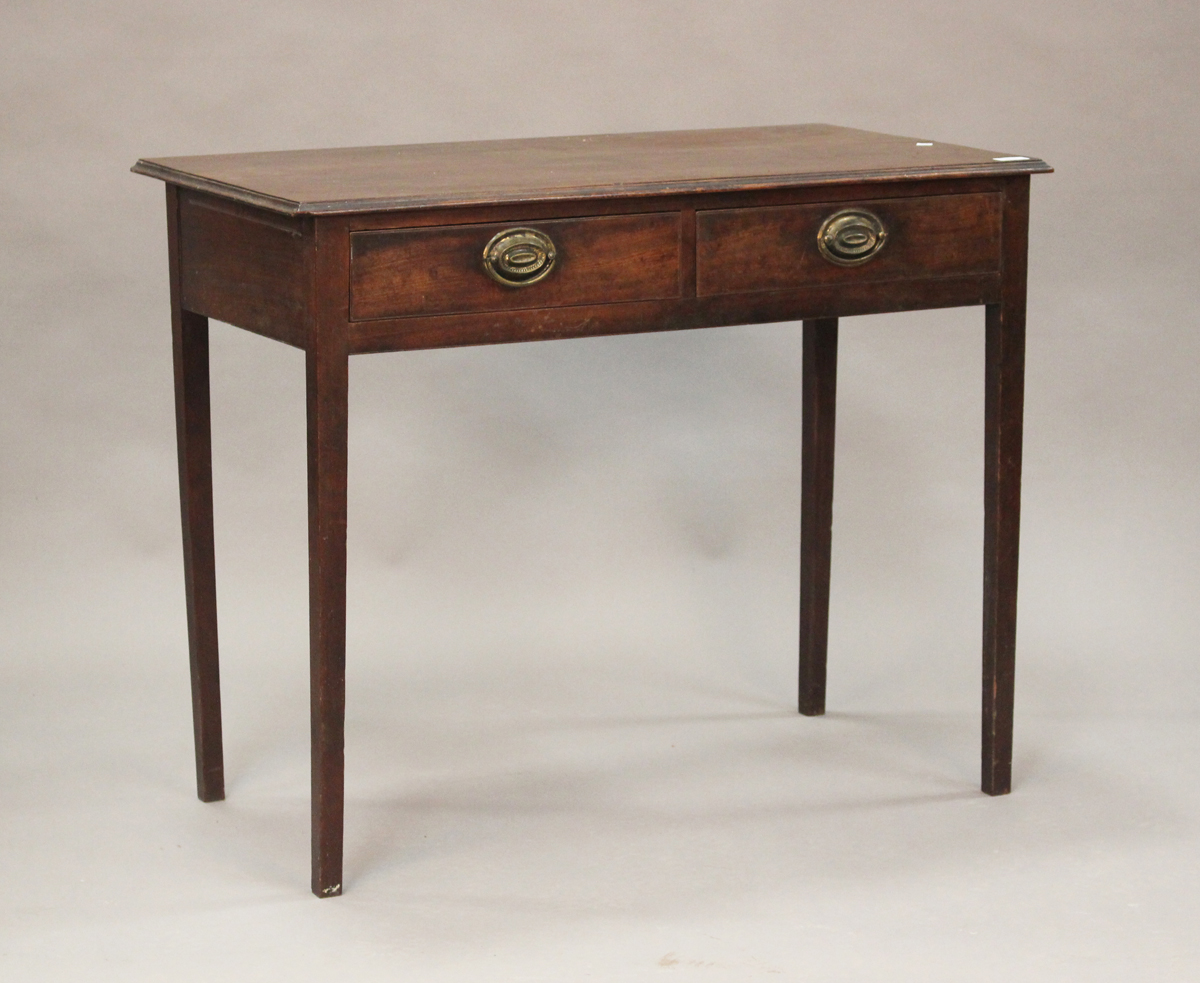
left=133, top=125, right=1051, bottom=897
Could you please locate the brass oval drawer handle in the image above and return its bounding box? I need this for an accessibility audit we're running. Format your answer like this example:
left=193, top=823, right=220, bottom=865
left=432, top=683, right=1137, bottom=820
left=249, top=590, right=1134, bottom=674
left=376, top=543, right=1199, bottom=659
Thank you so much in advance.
left=483, top=227, right=557, bottom=287
left=817, top=209, right=888, bottom=266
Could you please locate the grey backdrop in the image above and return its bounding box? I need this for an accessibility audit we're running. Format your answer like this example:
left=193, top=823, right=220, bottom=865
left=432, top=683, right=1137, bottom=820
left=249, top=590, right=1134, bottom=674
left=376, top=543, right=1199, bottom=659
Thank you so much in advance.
left=2, top=1, right=1198, bottom=979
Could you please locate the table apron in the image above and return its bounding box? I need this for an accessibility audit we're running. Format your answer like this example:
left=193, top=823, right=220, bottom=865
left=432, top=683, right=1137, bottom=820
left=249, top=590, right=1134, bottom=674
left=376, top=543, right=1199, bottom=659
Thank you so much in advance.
left=345, top=274, right=1001, bottom=354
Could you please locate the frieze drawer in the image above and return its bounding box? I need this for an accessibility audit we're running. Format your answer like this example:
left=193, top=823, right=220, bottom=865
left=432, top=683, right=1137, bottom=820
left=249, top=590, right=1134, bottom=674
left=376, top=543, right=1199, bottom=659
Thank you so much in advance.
left=351, top=212, right=682, bottom=320
left=696, top=193, right=1003, bottom=297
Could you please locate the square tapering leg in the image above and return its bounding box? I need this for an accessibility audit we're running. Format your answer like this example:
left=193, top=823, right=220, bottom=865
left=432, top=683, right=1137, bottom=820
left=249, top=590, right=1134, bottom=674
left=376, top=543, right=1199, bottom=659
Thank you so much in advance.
left=799, top=317, right=838, bottom=716
left=981, top=177, right=1029, bottom=796
left=307, top=341, right=348, bottom=896
left=168, top=186, right=224, bottom=803
left=307, top=220, right=351, bottom=897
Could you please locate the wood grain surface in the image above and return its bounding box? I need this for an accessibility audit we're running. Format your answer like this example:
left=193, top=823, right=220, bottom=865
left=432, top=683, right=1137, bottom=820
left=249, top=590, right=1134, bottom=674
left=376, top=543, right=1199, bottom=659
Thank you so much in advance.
left=167, top=185, right=225, bottom=805
left=798, top=317, right=838, bottom=717
left=305, top=217, right=352, bottom=898
left=696, top=193, right=1002, bottom=296
left=133, top=124, right=1051, bottom=215
left=350, top=212, right=681, bottom=320
left=346, top=274, right=1000, bottom=354
left=178, top=191, right=308, bottom=348
left=981, top=176, right=1030, bottom=798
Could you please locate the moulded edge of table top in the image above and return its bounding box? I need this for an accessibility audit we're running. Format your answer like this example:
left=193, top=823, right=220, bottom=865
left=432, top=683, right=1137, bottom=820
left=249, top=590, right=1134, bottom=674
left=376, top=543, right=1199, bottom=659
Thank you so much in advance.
left=132, top=124, right=1052, bottom=217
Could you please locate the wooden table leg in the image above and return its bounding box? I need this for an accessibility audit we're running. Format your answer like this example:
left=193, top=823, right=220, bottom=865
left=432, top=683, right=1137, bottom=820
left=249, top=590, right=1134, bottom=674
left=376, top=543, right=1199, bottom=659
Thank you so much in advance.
left=307, top=222, right=350, bottom=898
left=981, top=176, right=1029, bottom=796
left=168, top=186, right=224, bottom=803
left=799, top=317, right=838, bottom=716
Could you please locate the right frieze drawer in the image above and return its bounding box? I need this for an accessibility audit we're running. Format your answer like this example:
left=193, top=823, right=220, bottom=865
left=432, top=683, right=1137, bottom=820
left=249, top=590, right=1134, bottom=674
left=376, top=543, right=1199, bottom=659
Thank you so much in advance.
left=695, top=192, right=1002, bottom=297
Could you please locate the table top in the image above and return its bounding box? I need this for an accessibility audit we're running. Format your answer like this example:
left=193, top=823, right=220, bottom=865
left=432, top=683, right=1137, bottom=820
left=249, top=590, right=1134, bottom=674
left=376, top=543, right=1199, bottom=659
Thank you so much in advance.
left=132, top=124, right=1050, bottom=217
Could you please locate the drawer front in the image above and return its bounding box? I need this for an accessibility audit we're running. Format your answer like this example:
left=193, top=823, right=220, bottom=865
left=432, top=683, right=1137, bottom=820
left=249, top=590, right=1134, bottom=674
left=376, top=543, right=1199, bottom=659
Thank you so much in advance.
left=696, top=193, right=1002, bottom=297
left=351, top=213, right=681, bottom=320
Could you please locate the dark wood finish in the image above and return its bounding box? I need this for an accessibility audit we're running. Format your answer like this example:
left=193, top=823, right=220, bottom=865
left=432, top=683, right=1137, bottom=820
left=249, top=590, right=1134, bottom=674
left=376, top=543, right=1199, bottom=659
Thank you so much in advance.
left=679, top=206, right=698, bottom=298
left=981, top=176, right=1030, bottom=796
left=178, top=191, right=307, bottom=348
left=340, top=175, right=1013, bottom=233
left=135, top=128, right=1049, bottom=897
left=166, top=177, right=1012, bottom=348
left=350, top=212, right=681, bottom=320
left=133, top=125, right=1051, bottom=216
left=799, top=318, right=838, bottom=716
left=696, top=193, right=1002, bottom=296
left=306, top=218, right=351, bottom=897
left=167, top=185, right=225, bottom=803
left=347, top=274, right=1000, bottom=355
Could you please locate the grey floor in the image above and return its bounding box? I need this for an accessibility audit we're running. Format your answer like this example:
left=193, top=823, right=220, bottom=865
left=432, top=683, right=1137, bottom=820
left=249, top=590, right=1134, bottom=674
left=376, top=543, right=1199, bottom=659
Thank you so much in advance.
left=4, top=608, right=1197, bottom=980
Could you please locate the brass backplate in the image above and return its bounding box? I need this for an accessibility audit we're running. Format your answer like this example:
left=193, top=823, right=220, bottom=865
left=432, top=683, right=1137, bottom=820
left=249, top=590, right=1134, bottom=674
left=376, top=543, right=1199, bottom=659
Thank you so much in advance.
left=483, top=227, right=557, bottom=287
left=817, top=209, right=888, bottom=266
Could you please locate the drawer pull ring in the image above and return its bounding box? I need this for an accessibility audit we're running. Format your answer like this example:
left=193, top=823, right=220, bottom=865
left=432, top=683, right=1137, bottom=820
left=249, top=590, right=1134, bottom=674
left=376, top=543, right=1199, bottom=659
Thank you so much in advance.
left=817, top=209, right=888, bottom=266
left=483, top=228, right=557, bottom=287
